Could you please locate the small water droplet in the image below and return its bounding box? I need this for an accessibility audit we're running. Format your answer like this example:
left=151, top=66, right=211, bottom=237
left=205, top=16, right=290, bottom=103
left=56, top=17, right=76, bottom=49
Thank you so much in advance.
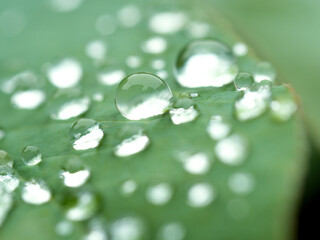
left=175, top=39, right=238, bottom=88
left=70, top=119, right=104, bottom=151
left=121, top=180, right=137, bottom=196
left=146, top=183, right=173, bottom=206
left=158, top=222, right=186, bottom=240
left=55, top=220, right=74, bottom=237
left=1, top=71, right=41, bottom=94
left=21, top=146, right=42, bottom=166
left=98, top=69, right=126, bottom=86
left=49, top=89, right=90, bottom=120
left=141, top=37, right=167, bottom=54
left=85, top=40, right=107, bottom=60
left=0, top=150, right=13, bottom=168
left=46, top=58, right=82, bottom=88
left=115, top=73, right=173, bottom=120
left=228, top=172, right=255, bottom=195
left=111, top=217, right=146, bottom=240
left=0, top=186, right=13, bottom=227
left=92, top=92, right=104, bottom=102
left=95, top=14, right=117, bottom=36
left=49, top=0, right=83, bottom=12
left=11, top=89, right=46, bottom=110
left=0, top=169, right=20, bottom=192
left=187, top=183, right=215, bottom=208
left=232, top=42, right=248, bottom=57
left=189, top=92, right=199, bottom=98
left=215, top=134, right=249, bottom=165
left=186, top=21, right=210, bottom=38
left=149, top=12, right=187, bottom=34
left=180, top=152, right=210, bottom=175
left=234, top=72, right=254, bottom=91
left=169, top=106, right=199, bottom=125
left=84, top=219, right=108, bottom=240
left=206, top=115, right=231, bottom=140
left=253, top=62, right=276, bottom=83
left=150, top=59, right=166, bottom=70
left=114, top=132, right=149, bottom=157
left=61, top=169, right=90, bottom=188
left=117, top=5, right=141, bottom=28
left=126, top=56, right=142, bottom=69
left=270, top=89, right=297, bottom=122
left=21, top=180, right=51, bottom=205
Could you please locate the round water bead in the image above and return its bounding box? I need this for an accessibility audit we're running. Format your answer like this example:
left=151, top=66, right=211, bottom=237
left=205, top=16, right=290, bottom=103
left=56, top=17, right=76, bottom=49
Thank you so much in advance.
left=70, top=119, right=104, bottom=151
left=175, top=39, right=238, bottom=88
left=115, top=73, right=173, bottom=120
left=234, top=72, right=254, bottom=91
left=158, top=222, right=186, bottom=240
left=187, top=183, right=215, bottom=208
left=0, top=150, right=13, bottom=168
left=253, top=61, right=276, bottom=83
left=110, top=216, right=147, bottom=240
left=146, top=183, right=173, bottom=206
left=21, top=180, right=51, bottom=205
left=11, top=89, right=46, bottom=110
left=21, top=146, right=42, bottom=166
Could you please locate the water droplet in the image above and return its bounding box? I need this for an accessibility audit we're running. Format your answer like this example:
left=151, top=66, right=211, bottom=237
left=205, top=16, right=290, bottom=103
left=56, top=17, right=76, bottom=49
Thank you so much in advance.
left=114, top=132, right=149, bottom=157
left=158, top=222, right=186, bottom=240
left=190, top=93, right=199, bottom=98
left=186, top=21, right=210, bottom=38
left=0, top=170, right=20, bottom=192
left=65, top=192, right=98, bottom=221
left=49, top=0, right=83, bottom=12
left=55, top=220, right=74, bottom=237
left=227, top=198, right=250, bottom=220
left=228, top=172, right=255, bottom=195
left=126, top=56, right=142, bottom=69
left=270, top=90, right=297, bottom=122
left=98, top=69, right=126, bottom=86
left=175, top=39, right=238, bottom=88
left=92, top=92, right=104, bottom=102
left=61, top=169, right=90, bottom=188
left=169, top=106, right=199, bottom=125
left=70, top=119, right=104, bottom=151
left=85, top=40, right=107, bottom=60
left=234, top=72, right=254, bottom=91
left=21, top=146, right=42, bottom=166
left=1, top=71, right=41, bottom=94
left=95, top=14, right=117, bottom=36
left=206, top=115, right=231, bottom=140
left=21, top=180, right=51, bottom=205
left=115, top=73, right=173, bottom=120
left=0, top=186, right=13, bottom=227
left=47, top=58, right=82, bottom=88
left=146, top=183, right=172, bottom=206
left=49, top=89, right=90, bottom=120
left=117, top=5, right=141, bottom=28
left=11, top=89, right=46, bottom=110
left=253, top=62, right=276, bottom=83
left=151, top=59, right=166, bottom=70
left=84, top=219, right=108, bottom=240
left=111, top=217, right=146, bottom=240
left=187, top=183, right=215, bottom=208
left=0, top=150, right=13, bottom=168
left=155, top=70, right=168, bottom=80
left=232, top=42, right=248, bottom=57
left=121, top=180, right=137, bottom=196
left=215, top=134, right=248, bottom=165
left=149, top=12, right=187, bottom=34
left=141, top=37, right=167, bottom=54
left=180, top=152, right=210, bottom=175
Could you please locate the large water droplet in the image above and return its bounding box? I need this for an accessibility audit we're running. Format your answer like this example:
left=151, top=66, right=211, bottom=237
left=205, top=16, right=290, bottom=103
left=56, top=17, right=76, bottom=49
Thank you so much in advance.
left=206, top=115, right=231, bottom=140
left=228, top=172, right=255, bottom=195
left=175, top=39, right=238, bottom=88
left=146, top=183, right=173, bottom=206
left=149, top=12, right=187, bottom=34
left=215, top=134, right=248, bottom=165
left=234, top=72, right=254, bottom=91
left=158, top=222, right=186, bottom=240
left=0, top=150, right=13, bottom=168
left=21, top=146, right=42, bottom=166
left=61, top=168, right=90, bottom=188
left=111, top=217, right=146, bottom=240
left=115, top=73, right=173, bottom=120
left=187, top=183, right=215, bottom=208
left=114, top=132, right=150, bottom=157
left=46, top=58, right=82, bottom=88
left=169, top=106, right=199, bottom=125
left=70, top=119, right=104, bottom=151
left=11, top=89, right=46, bottom=110
left=21, top=180, right=51, bottom=205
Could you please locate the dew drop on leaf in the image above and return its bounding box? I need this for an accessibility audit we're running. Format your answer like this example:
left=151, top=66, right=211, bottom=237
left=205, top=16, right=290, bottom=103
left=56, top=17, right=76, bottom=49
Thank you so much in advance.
left=169, top=106, right=199, bottom=125
left=110, top=217, right=146, bottom=240
left=21, top=146, right=42, bottom=166
left=141, top=37, right=167, bottom=54
left=234, top=72, right=255, bottom=91
left=206, top=115, right=231, bottom=140
left=180, top=152, right=210, bottom=175
left=61, top=168, right=90, bottom=188
left=149, top=12, right=187, bottom=34
left=114, top=132, right=150, bottom=157
left=0, top=150, right=13, bottom=168
left=158, top=222, right=186, bottom=240
left=11, top=89, right=46, bottom=110
left=55, top=220, right=74, bottom=237
left=253, top=61, right=276, bottom=83
left=98, top=69, right=126, bottom=86
left=228, top=172, right=255, bottom=195
left=121, top=180, right=137, bottom=196
left=146, top=183, right=173, bottom=206
left=21, top=180, right=51, bottom=205
left=187, top=183, right=215, bottom=208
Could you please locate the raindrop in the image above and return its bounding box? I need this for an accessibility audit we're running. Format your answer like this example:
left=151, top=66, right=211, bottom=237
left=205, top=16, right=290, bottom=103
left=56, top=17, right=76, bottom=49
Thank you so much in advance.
left=186, top=21, right=210, bottom=38
left=206, top=115, right=231, bottom=140
left=55, top=220, right=74, bottom=237
left=11, top=89, right=46, bottom=110
left=114, top=132, right=149, bottom=157
left=151, top=59, right=165, bottom=70
left=117, top=5, right=141, bottom=28
left=141, top=37, right=167, bottom=54
left=253, top=62, right=276, bottom=83
left=232, top=42, right=248, bottom=57
left=85, top=40, right=107, bottom=60
left=1, top=71, right=41, bottom=94
left=126, top=56, right=142, bottom=69
left=228, top=172, right=255, bottom=195
left=95, top=15, right=117, bottom=36
left=234, top=72, right=254, bottom=91
left=0, top=150, right=13, bottom=168
left=149, top=12, right=187, bottom=34
left=175, top=39, right=238, bottom=88
left=215, top=134, right=248, bottom=165
left=0, top=170, right=20, bottom=192
left=98, top=69, right=126, bottom=86
left=146, top=183, right=172, bottom=206
left=49, top=89, right=90, bottom=120
left=121, top=180, right=137, bottom=196
left=158, top=222, right=186, bottom=240
left=49, top=0, right=83, bottom=12
left=180, top=152, right=210, bottom=175
left=61, top=169, right=90, bottom=188
left=187, top=183, right=215, bottom=208
left=70, top=119, right=104, bottom=151
left=115, top=73, right=173, bottom=120
left=22, top=146, right=42, bottom=166
left=0, top=186, right=13, bottom=227
left=21, top=180, right=51, bottom=205
left=111, top=217, right=146, bottom=240
left=190, top=93, right=199, bottom=98
left=46, top=58, right=82, bottom=88
left=169, top=106, right=199, bottom=125
left=270, top=90, right=297, bottom=122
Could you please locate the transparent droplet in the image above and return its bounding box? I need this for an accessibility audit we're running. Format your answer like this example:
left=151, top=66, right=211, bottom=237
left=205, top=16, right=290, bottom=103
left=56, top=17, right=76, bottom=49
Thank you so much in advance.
left=0, top=170, right=20, bottom=192
left=0, top=186, right=13, bottom=227
left=117, top=5, right=141, bottom=28
left=169, top=106, right=199, bottom=125
left=126, top=56, right=142, bottom=69
left=151, top=59, right=165, bottom=70
left=49, top=0, right=83, bottom=12
left=270, top=90, right=297, bottom=122
left=70, top=119, right=104, bottom=151
left=149, top=12, right=187, bottom=34
left=141, top=37, right=167, bottom=54
left=47, top=58, right=82, bottom=88
left=232, top=42, right=248, bottom=57
left=175, top=39, right=238, bottom=88
left=158, top=222, right=186, bottom=240
left=114, top=132, right=149, bottom=157
left=21, top=146, right=42, bottom=166
left=84, top=219, right=108, bottom=240
left=49, top=89, right=90, bottom=120
left=181, top=152, right=210, bottom=175
left=0, top=150, right=13, bottom=168
left=11, top=89, right=46, bottom=110
left=1, top=71, right=39, bottom=94
left=65, top=192, right=98, bottom=221
left=121, top=180, right=137, bottom=196
left=187, top=183, right=215, bottom=208
left=21, top=180, right=51, bottom=205
left=61, top=169, right=90, bottom=188
left=85, top=40, right=107, bottom=60
left=55, top=220, right=74, bottom=237
left=190, top=93, right=199, bottom=98
left=206, top=115, right=231, bottom=140
left=227, top=198, right=250, bottom=220
left=98, top=69, right=126, bottom=86
left=186, top=21, right=210, bottom=38
left=228, top=172, right=255, bottom=195
left=95, top=14, right=117, bottom=36
left=146, top=183, right=172, bottom=206
left=115, top=73, right=173, bottom=120
left=215, top=134, right=248, bottom=165
left=234, top=72, right=255, bottom=91
left=253, top=62, right=276, bottom=83
left=111, top=217, right=146, bottom=240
